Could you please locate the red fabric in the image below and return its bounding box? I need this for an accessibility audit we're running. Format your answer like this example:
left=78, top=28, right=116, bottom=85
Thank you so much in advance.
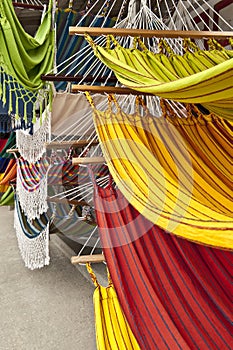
left=0, top=139, right=8, bottom=152
left=94, top=184, right=233, bottom=350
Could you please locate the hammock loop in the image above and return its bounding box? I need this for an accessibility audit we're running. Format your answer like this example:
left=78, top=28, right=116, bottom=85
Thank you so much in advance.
left=84, top=33, right=96, bottom=49
left=158, top=39, right=173, bottom=55
left=107, top=94, right=122, bottom=114
left=207, top=38, right=224, bottom=51
left=85, top=91, right=96, bottom=111
left=134, top=37, right=148, bottom=51
left=86, top=262, right=99, bottom=287
left=183, top=38, right=199, bottom=52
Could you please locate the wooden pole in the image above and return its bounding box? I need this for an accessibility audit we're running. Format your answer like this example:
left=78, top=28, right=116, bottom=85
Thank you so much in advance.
left=41, top=74, right=117, bottom=83
left=6, top=149, right=19, bottom=154
left=69, top=27, right=233, bottom=39
left=12, top=2, right=44, bottom=10
left=71, top=84, right=154, bottom=96
left=45, top=140, right=99, bottom=149
left=71, top=254, right=105, bottom=264
left=72, top=157, right=105, bottom=165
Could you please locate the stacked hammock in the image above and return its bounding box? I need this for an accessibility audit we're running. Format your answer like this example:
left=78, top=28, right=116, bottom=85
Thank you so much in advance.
left=86, top=35, right=233, bottom=120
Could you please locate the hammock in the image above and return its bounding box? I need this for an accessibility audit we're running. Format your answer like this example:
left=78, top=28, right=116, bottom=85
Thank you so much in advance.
left=94, top=181, right=233, bottom=350
left=15, top=107, right=50, bottom=163
left=55, top=8, right=116, bottom=91
left=0, top=158, right=17, bottom=185
left=86, top=35, right=233, bottom=121
left=91, top=96, right=233, bottom=249
left=0, top=138, right=8, bottom=152
left=16, top=156, right=49, bottom=220
left=86, top=262, right=140, bottom=350
left=14, top=194, right=50, bottom=270
left=0, top=185, right=14, bottom=206
left=0, top=0, right=55, bottom=122
left=0, top=132, right=16, bottom=158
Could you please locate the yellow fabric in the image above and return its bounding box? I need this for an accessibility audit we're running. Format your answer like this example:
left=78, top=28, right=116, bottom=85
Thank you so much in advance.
left=86, top=36, right=233, bottom=121
left=0, top=174, right=9, bottom=193
left=92, top=100, right=233, bottom=249
left=86, top=263, right=140, bottom=350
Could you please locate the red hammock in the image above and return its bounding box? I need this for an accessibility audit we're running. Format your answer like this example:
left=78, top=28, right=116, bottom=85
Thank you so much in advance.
left=94, top=182, right=233, bottom=350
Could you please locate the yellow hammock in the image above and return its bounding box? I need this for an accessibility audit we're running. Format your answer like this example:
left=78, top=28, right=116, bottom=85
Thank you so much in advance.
left=86, top=35, right=233, bottom=121
left=86, top=263, right=140, bottom=350
left=88, top=95, right=233, bottom=249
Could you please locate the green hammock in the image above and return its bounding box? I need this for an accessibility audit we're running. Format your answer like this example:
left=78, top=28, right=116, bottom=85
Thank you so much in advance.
left=0, top=0, right=55, bottom=122
left=86, top=35, right=233, bottom=121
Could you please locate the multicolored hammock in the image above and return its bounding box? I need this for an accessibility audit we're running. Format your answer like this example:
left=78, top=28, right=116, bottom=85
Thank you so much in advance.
left=90, top=97, right=233, bottom=249
left=16, top=157, right=49, bottom=220
left=86, top=262, right=140, bottom=350
left=94, top=182, right=233, bottom=350
left=0, top=0, right=55, bottom=122
left=86, top=36, right=233, bottom=121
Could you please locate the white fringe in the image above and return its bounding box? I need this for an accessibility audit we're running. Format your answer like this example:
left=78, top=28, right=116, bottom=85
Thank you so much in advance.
left=14, top=208, right=50, bottom=270
left=16, top=115, right=50, bottom=163
left=16, top=172, right=48, bottom=221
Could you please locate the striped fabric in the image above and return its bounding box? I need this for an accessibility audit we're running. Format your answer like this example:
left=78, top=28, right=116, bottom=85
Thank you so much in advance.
left=17, top=157, right=49, bottom=192
left=86, top=263, right=140, bottom=350
left=94, top=183, right=233, bottom=350
left=55, top=9, right=115, bottom=90
left=87, top=36, right=233, bottom=120
left=0, top=159, right=16, bottom=185
left=93, top=105, right=233, bottom=249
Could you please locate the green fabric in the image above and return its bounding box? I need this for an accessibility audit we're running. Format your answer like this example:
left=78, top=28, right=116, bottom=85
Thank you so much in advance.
left=0, top=186, right=14, bottom=206
left=0, top=0, right=55, bottom=121
left=87, top=36, right=233, bottom=121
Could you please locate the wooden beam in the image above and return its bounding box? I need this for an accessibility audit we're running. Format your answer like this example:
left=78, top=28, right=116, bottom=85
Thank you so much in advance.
left=12, top=2, right=44, bottom=10
left=45, top=140, right=99, bottom=149
left=41, top=74, right=117, bottom=83
left=69, top=27, right=233, bottom=39
left=72, top=156, right=105, bottom=165
left=71, top=254, right=105, bottom=264
left=71, top=84, right=154, bottom=96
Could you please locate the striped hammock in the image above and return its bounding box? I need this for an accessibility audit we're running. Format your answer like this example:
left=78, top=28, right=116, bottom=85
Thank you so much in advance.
left=91, top=98, right=233, bottom=249
left=86, top=262, right=140, bottom=350
left=94, top=181, right=233, bottom=350
left=16, top=157, right=49, bottom=220
left=86, top=35, right=233, bottom=121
